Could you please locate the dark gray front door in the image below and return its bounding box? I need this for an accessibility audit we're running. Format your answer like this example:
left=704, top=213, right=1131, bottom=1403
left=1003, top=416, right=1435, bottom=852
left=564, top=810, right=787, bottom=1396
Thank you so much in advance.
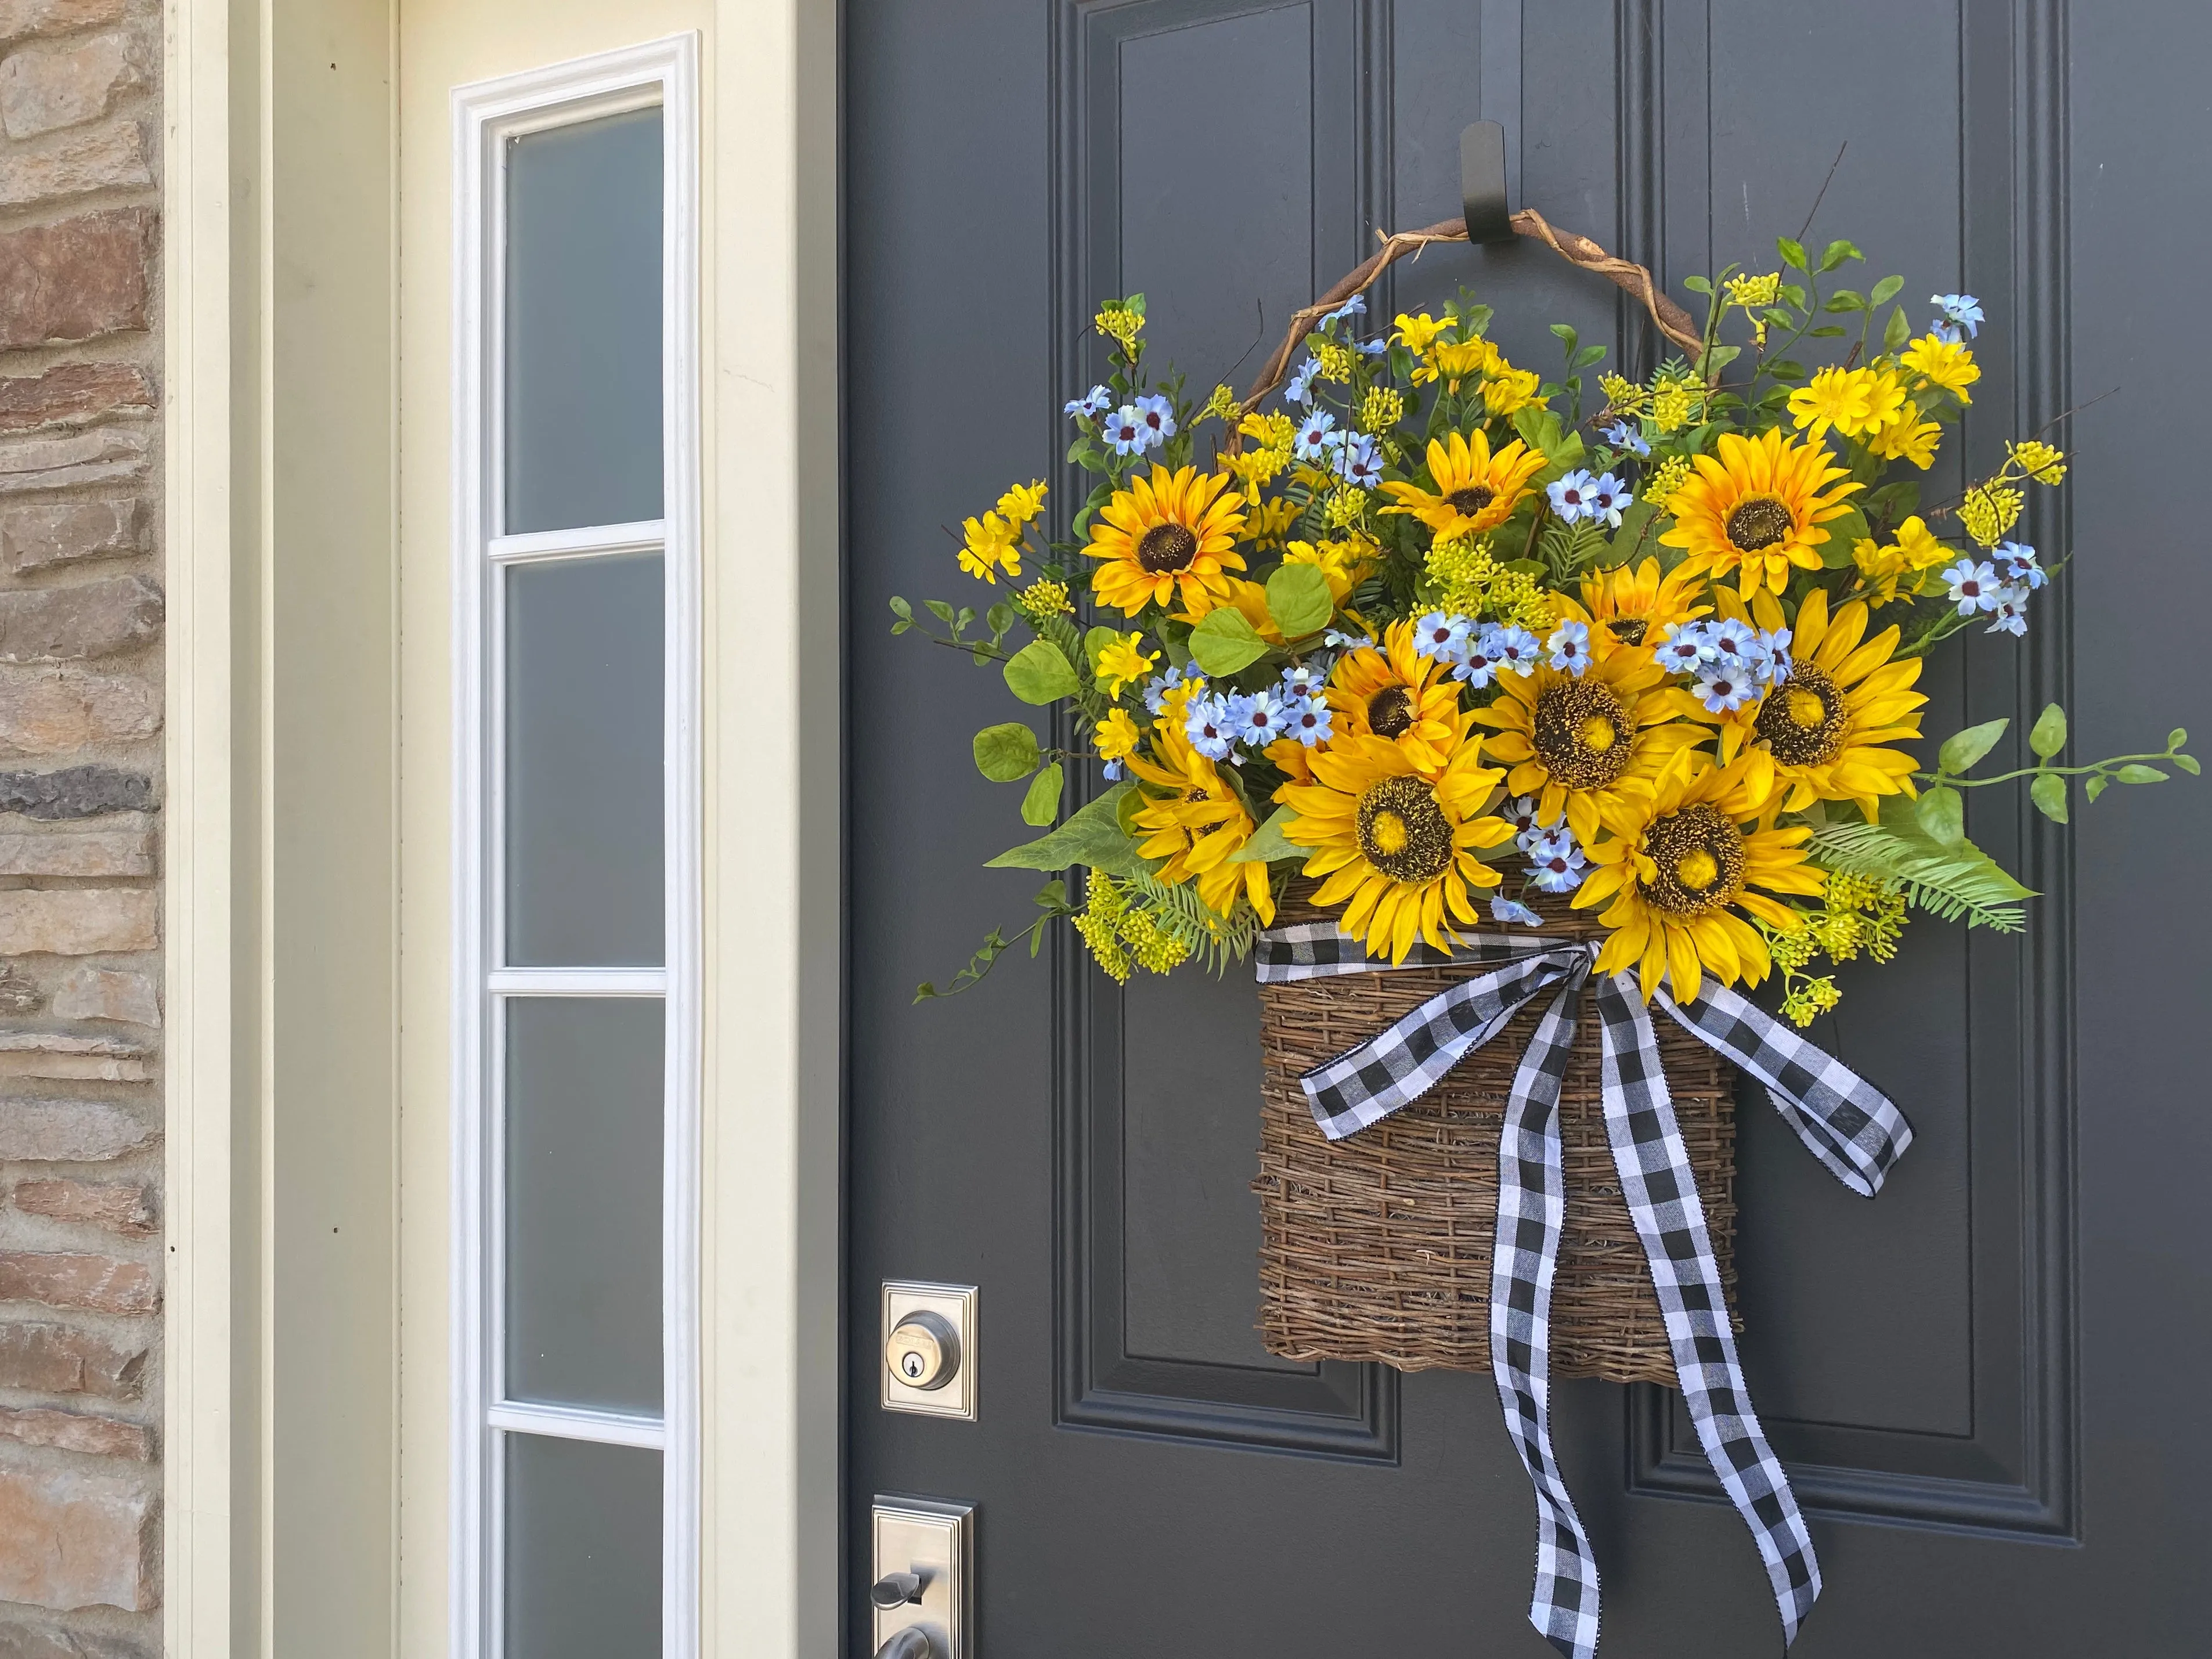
left=845, top=3, right=2212, bottom=1652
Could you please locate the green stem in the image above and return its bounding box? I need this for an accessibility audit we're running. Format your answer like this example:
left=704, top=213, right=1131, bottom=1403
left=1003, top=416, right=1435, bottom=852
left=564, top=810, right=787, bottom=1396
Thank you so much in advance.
left=1922, top=751, right=2181, bottom=788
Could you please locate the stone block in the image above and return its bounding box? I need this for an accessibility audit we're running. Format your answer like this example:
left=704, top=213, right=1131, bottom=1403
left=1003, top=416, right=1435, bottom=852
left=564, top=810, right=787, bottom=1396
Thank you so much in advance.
left=0, top=669, right=158, bottom=755
left=0, top=1405, right=147, bottom=1459
left=0, top=367, right=150, bottom=438
left=0, top=1322, right=142, bottom=1398
left=0, top=1462, right=156, bottom=1610
left=0, top=967, right=40, bottom=1015
left=48, top=967, right=152, bottom=1024
left=0, top=576, right=159, bottom=663
left=0, top=0, right=125, bottom=49
left=0, top=1033, right=149, bottom=1084
left=0, top=427, right=147, bottom=495
left=0, top=1252, right=155, bottom=1315
left=0, top=208, right=151, bottom=350
left=0, top=1098, right=149, bottom=1162
left=0, top=116, right=148, bottom=208
left=0, top=889, right=156, bottom=955
left=1, top=497, right=146, bottom=571
left=0, top=30, right=146, bottom=140
left=10, top=1178, right=151, bottom=1234
left=0, top=827, right=156, bottom=877
left=0, top=767, right=149, bottom=818
left=0, top=1619, right=153, bottom=1659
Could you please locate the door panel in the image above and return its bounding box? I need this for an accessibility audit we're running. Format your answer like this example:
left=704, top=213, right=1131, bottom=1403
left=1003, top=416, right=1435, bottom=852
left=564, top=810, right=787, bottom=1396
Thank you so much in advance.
left=848, top=1, right=2212, bottom=1652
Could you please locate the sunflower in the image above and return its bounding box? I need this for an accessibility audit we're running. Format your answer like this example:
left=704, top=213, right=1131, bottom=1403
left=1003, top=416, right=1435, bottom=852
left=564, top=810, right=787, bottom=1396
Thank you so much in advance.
left=1279, top=731, right=1516, bottom=962
left=1684, top=586, right=1926, bottom=822
left=1469, top=603, right=1708, bottom=847
left=1380, top=429, right=1548, bottom=540
left=1124, top=695, right=1273, bottom=924
left=1085, top=466, right=1248, bottom=615
left=1659, top=429, right=1861, bottom=598
left=1325, top=619, right=1469, bottom=774
left=1574, top=754, right=1824, bottom=1002
left=1580, top=557, right=1711, bottom=649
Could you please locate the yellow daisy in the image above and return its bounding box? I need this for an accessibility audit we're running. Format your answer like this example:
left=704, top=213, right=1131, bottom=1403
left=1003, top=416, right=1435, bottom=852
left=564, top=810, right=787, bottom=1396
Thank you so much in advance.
left=1279, top=731, right=1515, bottom=963
left=1899, top=334, right=1979, bottom=403
left=1469, top=602, right=1708, bottom=847
left=1482, top=365, right=1546, bottom=419
left=1092, top=630, right=1159, bottom=698
left=1579, top=557, right=1711, bottom=649
left=1787, top=365, right=1904, bottom=442
left=1325, top=619, right=1469, bottom=776
left=1660, top=428, right=1863, bottom=598
left=1379, top=429, right=1547, bottom=540
left=1123, top=697, right=1273, bottom=924
left=1413, top=337, right=1499, bottom=392
left=1084, top=466, right=1247, bottom=616
left=1574, top=753, right=1824, bottom=1002
left=1683, top=587, right=1928, bottom=822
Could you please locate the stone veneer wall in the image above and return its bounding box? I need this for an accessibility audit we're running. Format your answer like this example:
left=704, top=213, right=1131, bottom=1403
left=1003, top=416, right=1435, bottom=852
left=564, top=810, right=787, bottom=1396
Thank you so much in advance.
left=0, top=0, right=164, bottom=1653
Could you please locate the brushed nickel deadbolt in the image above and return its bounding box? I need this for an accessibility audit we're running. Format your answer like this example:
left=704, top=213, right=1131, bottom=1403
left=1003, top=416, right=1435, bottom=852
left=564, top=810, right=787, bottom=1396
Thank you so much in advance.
left=881, top=1281, right=977, bottom=1420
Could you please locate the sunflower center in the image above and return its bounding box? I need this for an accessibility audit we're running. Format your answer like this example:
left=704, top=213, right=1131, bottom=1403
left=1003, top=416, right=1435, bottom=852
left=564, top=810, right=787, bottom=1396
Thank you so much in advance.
left=1136, top=522, right=1199, bottom=574
left=1607, top=616, right=1648, bottom=645
left=1532, top=680, right=1635, bottom=790
left=1356, top=775, right=1454, bottom=884
left=1753, top=663, right=1847, bottom=767
left=1366, top=685, right=1415, bottom=738
left=1724, top=495, right=1796, bottom=553
left=1640, top=803, right=1746, bottom=917
left=1445, top=485, right=1495, bottom=516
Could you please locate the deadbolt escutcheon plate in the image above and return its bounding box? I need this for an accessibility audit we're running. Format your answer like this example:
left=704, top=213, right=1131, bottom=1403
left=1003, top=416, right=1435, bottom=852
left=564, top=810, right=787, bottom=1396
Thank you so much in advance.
left=881, top=1281, right=977, bottom=1420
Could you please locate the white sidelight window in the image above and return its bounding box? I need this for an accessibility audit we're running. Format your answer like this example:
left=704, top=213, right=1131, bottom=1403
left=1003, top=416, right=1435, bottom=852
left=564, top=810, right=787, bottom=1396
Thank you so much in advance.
left=452, top=38, right=699, bottom=1659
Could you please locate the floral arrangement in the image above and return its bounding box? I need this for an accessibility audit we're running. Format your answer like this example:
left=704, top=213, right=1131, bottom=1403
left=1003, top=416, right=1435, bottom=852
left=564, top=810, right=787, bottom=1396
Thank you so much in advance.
left=897, top=239, right=2193, bottom=1020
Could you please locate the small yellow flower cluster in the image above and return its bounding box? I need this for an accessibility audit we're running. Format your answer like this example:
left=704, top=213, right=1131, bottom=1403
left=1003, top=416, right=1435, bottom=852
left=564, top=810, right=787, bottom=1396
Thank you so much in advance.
left=1958, top=483, right=2024, bottom=548
left=1224, top=410, right=1297, bottom=501
left=2009, top=439, right=2067, bottom=484
left=1199, top=383, right=1240, bottom=423
left=1781, top=975, right=1843, bottom=1027
left=1724, top=271, right=1782, bottom=309
left=1425, top=535, right=1554, bottom=631
left=1094, top=301, right=1143, bottom=355
left=1599, top=373, right=1650, bottom=414
left=1651, top=372, right=1706, bottom=435
left=1358, top=385, right=1405, bottom=432
left=1322, top=486, right=1370, bottom=528
left=1015, top=578, right=1072, bottom=621
left=1641, top=454, right=1693, bottom=510
left=1769, top=876, right=1908, bottom=1025
left=1315, top=341, right=1358, bottom=383
left=1073, top=872, right=1189, bottom=983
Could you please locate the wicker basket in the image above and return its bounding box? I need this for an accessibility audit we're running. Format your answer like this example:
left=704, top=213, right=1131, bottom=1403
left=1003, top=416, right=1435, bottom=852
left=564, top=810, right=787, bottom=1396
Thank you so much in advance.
left=1252, top=886, right=1740, bottom=1385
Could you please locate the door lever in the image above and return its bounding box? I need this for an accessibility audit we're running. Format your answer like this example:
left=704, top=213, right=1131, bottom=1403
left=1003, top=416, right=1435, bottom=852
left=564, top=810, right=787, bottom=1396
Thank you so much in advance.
left=870, top=1570, right=925, bottom=1609
left=873, top=1632, right=933, bottom=1659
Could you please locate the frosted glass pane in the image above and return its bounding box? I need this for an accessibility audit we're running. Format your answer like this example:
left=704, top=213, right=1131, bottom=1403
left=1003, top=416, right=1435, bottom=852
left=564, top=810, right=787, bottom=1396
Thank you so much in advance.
left=503, top=553, right=663, bottom=967
left=504, top=997, right=663, bottom=1412
left=503, top=107, right=663, bottom=533
left=504, top=1435, right=661, bottom=1659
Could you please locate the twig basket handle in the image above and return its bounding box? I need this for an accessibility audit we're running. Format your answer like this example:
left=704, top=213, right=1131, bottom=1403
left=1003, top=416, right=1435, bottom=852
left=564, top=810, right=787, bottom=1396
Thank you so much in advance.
left=1239, top=209, right=1704, bottom=410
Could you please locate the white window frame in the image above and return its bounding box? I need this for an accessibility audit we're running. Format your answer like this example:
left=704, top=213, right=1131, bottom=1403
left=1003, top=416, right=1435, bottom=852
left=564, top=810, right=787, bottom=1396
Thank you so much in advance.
left=450, top=34, right=701, bottom=1659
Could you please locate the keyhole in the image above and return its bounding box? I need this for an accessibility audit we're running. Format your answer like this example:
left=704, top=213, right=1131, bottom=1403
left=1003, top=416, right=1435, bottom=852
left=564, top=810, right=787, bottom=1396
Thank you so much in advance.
left=903, top=1353, right=925, bottom=1380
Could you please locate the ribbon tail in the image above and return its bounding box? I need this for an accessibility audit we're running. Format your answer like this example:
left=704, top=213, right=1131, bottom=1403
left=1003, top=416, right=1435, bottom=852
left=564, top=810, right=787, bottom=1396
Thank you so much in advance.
left=1489, top=967, right=1603, bottom=1659
left=1654, top=982, right=1914, bottom=1197
left=1593, top=975, right=1821, bottom=1648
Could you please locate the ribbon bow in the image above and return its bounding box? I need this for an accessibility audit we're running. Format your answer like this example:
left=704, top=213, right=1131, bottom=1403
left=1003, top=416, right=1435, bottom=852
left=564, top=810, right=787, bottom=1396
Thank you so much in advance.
left=1255, top=923, right=1913, bottom=1658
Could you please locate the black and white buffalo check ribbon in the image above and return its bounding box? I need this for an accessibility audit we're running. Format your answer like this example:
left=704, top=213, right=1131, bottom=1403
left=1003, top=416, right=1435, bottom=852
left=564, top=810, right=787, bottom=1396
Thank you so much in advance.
left=1255, top=924, right=1913, bottom=1658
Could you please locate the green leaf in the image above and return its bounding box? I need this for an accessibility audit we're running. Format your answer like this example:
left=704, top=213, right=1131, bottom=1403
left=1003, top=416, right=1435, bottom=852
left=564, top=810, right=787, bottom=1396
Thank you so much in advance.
left=1764, top=358, right=1807, bottom=382
left=2170, top=727, right=2189, bottom=749
left=1939, top=717, right=2010, bottom=775
left=986, top=602, right=1015, bottom=636
left=1574, top=343, right=1607, bottom=369
left=1229, top=804, right=1302, bottom=865
left=1870, top=273, right=1904, bottom=306
left=2175, top=753, right=2202, bottom=776
left=1189, top=607, right=1271, bottom=676
left=1818, top=238, right=1863, bottom=271
left=1824, top=290, right=1865, bottom=313
left=1697, top=345, right=1741, bottom=376
left=1883, top=304, right=1912, bottom=351
left=2086, top=773, right=2111, bottom=803
left=1002, top=639, right=1080, bottom=705
left=972, top=722, right=1041, bottom=782
left=1915, top=784, right=1965, bottom=846
left=1683, top=273, right=1715, bottom=294
left=987, top=784, right=1148, bottom=877
left=1020, top=762, right=1065, bottom=827
left=2116, top=764, right=2168, bottom=784
left=888, top=596, right=913, bottom=619
left=2029, top=772, right=2069, bottom=824
left=926, top=598, right=956, bottom=625
left=1807, top=325, right=1847, bottom=339
left=1083, top=625, right=1122, bottom=672
left=1818, top=505, right=1869, bottom=567
left=2029, top=703, right=2067, bottom=759
left=1776, top=237, right=1808, bottom=271
left=1549, top=322, right=1579, bottom=345
left=1265, top=562, right=1334, bottom=640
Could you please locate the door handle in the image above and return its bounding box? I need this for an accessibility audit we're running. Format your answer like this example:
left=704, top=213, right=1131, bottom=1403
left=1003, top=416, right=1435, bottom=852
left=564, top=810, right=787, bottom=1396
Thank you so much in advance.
left=870, top=1570, right=924, bottom=1609
left=873, top=1631, right=934, bottom=1659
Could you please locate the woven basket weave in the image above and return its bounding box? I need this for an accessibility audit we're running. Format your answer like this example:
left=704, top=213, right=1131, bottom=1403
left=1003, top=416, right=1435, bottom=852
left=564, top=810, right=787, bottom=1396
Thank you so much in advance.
left=1252, top=886, right=1741, bottom=1385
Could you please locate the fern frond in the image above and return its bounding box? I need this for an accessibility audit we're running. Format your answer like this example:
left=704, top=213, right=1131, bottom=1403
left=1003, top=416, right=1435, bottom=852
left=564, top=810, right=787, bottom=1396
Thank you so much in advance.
left=1129, top=870, right=1262, bottom=975
left=1806, top=801, right=2034, bottom=934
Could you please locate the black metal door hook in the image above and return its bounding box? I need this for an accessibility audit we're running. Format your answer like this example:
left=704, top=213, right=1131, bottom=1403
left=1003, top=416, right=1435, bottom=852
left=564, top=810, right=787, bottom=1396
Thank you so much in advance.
left=1461, top=121, right=1513, bottom=244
